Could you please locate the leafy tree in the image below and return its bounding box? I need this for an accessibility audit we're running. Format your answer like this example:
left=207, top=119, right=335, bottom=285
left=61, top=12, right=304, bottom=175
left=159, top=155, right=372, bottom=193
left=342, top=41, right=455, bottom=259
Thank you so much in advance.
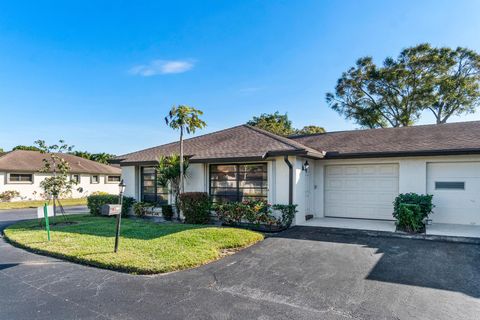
left=326, top=43, right=480, bottom=127
left=0, top=148, right=4, bottom=153
left=426, top=47, right=480, bottom=123
left=157, top=154, right=189, bottom=219
left=247, top=112, right=294, bottom=136
left=12, top=145, right=41, bottom=151
left=295, top=125, right=325, bottom=135
left=70, top=151, right=115, bottom=164
left=165, top=105, right=206, bottom=200
left=35, top=140, right=77, bottom=216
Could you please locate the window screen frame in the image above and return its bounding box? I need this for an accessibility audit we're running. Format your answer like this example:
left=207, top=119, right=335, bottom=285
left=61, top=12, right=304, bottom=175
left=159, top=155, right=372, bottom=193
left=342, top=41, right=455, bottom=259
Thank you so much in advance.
left=209, top=163, right=268, bottom=203
left=7, top=173, right=34, bottom=184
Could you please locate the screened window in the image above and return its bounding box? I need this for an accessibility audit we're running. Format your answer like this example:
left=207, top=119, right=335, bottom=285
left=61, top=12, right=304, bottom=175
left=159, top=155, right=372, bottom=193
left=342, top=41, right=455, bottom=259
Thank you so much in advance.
left=8, top=173, right=33, bottom=183
left=435, top=181, right=465, bottom=190
left=210, top=163, right=268, bottom=203
left=141, top=167, right=169, bottom=204
left=106, top=175, right=121, bottom=183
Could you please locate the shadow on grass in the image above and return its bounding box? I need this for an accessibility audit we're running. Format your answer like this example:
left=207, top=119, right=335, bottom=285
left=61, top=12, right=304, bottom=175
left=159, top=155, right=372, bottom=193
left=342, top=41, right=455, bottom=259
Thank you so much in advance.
left=273, top=226, right=480, bottom=298
left=7, top=215, right=211, bottom=241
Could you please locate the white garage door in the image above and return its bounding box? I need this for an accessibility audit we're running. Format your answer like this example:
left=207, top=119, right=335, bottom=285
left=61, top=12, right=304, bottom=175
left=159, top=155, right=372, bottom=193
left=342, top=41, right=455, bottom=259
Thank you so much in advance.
left=427, top=162, right=480, bottom=225
left=324, top=164, right=399, bottom=220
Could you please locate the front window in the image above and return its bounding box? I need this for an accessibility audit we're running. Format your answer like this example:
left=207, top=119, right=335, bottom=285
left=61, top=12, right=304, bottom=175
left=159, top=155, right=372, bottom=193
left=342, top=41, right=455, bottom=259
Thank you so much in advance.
left=210, top=163, right=268, bottom=203
left=8, top=173, right=33, bottom=183
left=71, top=174, right=80, bottom=183
left=106, top=175, right=121, bottom=183
left=141, top=167, right=169, bottom=204
left=91, top=175, right=99, bottom=184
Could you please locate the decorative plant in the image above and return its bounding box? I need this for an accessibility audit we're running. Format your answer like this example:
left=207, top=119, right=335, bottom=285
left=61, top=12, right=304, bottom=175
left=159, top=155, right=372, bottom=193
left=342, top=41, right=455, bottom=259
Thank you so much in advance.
left=161, top=204, right=174, bottom=221
left=133, top=202, right=153, bottom=217
left=157, top=154, right=189, bottom=219
left=0, top=190, right=20, bottom=202
left=393, top=193, right=434, bottom=233
left=178, top=192, right=211, bottom=224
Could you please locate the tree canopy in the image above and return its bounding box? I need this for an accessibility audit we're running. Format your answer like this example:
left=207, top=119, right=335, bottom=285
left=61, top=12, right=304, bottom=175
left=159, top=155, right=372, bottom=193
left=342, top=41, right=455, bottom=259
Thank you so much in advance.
left=12, top=145, right=41, bottom=151
left=247, top=112, right=325, bottom=136
left=326, top=43, right=480, bottom=128
left=70, top=151, right=115, bottom=164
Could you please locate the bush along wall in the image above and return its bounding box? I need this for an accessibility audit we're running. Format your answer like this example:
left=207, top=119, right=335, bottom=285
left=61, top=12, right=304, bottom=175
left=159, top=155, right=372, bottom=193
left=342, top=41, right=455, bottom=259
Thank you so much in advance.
left=87, top=194, right=136, bottom=217
left=393, top=193, right=434, bottom=233
left=178, top=192, right=211, bottom=224
left=214, top=200, right=297, bottom=232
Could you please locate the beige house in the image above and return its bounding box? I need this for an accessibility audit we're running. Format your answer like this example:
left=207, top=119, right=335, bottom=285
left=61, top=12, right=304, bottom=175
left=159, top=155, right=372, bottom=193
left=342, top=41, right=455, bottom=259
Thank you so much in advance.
left=0, top=150, right=121, bottom=201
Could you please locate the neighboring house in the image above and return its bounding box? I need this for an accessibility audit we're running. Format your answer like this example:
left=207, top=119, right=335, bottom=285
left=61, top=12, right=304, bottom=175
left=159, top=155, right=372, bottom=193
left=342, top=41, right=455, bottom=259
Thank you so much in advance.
left=0, top=150, right=122, bottom=201
left=114, top=121, right=480, bottom=226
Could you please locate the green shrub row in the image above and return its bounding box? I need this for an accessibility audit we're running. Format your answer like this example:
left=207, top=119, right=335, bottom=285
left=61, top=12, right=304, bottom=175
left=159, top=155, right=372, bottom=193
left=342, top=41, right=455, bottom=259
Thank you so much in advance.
left=87, top=194, right=136, bottom=217
left=393, top=193, right=434, bottom=233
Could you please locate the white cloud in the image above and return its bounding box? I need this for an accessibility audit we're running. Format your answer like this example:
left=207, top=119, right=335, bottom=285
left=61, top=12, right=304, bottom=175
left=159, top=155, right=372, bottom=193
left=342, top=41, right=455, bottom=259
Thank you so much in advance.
left=129, top=59, right=195, bottom=76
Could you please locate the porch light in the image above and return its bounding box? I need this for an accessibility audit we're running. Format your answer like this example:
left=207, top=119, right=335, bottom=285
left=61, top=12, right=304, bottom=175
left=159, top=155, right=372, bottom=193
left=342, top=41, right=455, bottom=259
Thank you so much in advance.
left=302, top=160, right=310, bottom=172
left=118, top=179, right=126, bottom=195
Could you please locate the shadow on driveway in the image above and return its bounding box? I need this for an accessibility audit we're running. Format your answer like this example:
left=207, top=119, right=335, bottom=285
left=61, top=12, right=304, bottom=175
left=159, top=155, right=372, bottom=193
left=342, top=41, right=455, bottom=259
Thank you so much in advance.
left=273, top=226, right=480, bottom=298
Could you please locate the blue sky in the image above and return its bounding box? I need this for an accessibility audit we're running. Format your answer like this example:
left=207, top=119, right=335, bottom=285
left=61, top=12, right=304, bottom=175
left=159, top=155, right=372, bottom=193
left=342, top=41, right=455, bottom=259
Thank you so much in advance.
left=1, top=0, right=480, bottom=154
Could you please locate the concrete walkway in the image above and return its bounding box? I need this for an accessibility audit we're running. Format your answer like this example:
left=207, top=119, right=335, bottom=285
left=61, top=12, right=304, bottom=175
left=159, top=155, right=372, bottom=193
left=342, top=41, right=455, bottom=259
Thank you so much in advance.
left=1, top=210, right=479, bottom=320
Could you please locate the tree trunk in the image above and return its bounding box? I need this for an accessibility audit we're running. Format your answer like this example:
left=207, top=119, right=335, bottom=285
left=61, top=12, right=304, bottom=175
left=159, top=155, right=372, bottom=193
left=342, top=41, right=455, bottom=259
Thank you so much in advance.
left=178, top=126, right=184, bottom=220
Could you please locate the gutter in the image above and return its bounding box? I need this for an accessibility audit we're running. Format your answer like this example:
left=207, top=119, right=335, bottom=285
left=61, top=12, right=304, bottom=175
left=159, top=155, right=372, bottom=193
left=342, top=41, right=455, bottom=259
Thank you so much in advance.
left=283, top=156, right=293, bottom=205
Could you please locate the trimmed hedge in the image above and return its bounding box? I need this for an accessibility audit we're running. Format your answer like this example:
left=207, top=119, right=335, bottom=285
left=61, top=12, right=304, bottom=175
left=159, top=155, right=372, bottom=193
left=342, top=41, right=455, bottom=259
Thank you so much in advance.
left=393, top=193, right=434, bottom=233
left=87, top=194, right=136, bottom=217
left=178, top=192, right=211, bottom=224
left=161, top=204, right=174, bottom=221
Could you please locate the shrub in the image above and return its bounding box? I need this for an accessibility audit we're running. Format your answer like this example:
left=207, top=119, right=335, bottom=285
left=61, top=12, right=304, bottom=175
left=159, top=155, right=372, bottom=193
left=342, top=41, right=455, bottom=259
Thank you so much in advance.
left=393, top=193, right=434, bottom=232
left=215, top=200, right=298, bottom=228
left=133, top=202, right=153, bottom=217
left=178, top=192, right=211, bottom=224
left=161, top=204, right=174, bottom=221
left=87, top=194, right=136, bottom=217
left=0, top=190, right=20, bottom=202
left=90, top=191, right=109, bottom=196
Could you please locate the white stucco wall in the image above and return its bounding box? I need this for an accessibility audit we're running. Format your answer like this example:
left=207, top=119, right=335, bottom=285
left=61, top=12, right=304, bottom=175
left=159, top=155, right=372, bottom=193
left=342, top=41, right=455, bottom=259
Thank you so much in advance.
left=310, top=154, right=480, bottom=220
left=122, top=166, right=138, bottom=198
left=0, top=171, right=121, bottom=201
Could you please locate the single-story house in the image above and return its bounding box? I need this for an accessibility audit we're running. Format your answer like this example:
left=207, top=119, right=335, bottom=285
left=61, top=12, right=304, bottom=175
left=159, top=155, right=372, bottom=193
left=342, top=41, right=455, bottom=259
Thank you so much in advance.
left=115, top=121, right=480, bottom=227
left=0, top=150, right=122, bottom=201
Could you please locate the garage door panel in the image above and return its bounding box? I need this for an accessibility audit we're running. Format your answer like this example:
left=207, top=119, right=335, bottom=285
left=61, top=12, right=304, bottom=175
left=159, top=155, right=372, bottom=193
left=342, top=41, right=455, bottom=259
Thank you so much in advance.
left=427, top=162, right=480, bottom=225
left=325, top=164, right=399, bottom=220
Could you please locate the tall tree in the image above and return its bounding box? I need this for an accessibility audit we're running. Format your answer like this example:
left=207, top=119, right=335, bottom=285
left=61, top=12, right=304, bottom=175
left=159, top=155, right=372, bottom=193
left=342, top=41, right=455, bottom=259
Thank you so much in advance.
left=295, top=125, right=326, bottom=135
left=247, top=112, right=295, bottom=136
left=326, top=44, right=480, bottom=128
left=427, top=47, right=480, bottom=123
left=165, top=105, right=206, bottom=199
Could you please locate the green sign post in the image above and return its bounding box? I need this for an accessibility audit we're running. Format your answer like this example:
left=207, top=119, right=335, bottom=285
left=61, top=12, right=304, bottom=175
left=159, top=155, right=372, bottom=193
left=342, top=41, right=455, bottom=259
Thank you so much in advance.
left=43, top=203, right=51, bottom=241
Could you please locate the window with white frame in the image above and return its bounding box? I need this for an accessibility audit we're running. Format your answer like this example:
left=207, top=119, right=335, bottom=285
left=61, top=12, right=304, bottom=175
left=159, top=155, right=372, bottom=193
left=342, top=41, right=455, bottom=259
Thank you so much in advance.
left=106, top=175, right=121, bottom=183
left=71, top=174, right=80, bottom=183
left=91, top=175, right=99, bottom=184
left=7, top=173, right=33, bottom=183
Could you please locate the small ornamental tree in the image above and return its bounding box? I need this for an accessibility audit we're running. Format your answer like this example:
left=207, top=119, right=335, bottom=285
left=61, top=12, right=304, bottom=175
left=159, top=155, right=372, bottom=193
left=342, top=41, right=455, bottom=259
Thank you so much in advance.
left=157, top=154, right=189, bottom=220
left=35, top=139, right=77, bottom=215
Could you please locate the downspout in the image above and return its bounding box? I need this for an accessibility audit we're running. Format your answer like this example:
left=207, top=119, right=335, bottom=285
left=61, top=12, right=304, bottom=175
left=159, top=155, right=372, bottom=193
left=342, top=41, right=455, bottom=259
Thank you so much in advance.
left=283, top=156, right=293, bottom=205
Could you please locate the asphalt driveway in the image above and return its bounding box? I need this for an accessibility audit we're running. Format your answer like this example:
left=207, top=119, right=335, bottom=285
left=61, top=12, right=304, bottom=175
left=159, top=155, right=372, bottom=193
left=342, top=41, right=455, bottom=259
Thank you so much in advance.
left=0, top=210, right=479, bottom=320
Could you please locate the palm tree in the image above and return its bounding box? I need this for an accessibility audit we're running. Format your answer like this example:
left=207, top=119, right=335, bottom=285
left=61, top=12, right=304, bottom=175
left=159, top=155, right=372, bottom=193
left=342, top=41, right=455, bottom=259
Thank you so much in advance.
left=165, top=105, right=206, bottom=197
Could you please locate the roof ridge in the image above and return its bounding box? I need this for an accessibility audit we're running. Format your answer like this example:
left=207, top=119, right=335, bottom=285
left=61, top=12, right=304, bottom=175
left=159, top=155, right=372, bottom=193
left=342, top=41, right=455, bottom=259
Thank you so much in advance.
left=244, top=124, right=315, bottom=151
left=289, top=120, right=480, bottom=139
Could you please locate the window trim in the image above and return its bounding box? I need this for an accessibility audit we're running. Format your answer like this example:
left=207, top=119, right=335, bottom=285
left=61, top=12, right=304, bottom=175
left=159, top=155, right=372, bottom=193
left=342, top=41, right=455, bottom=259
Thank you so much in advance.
left=105, top=175, right=121, bottom=184
left=90, top=175, right=100, bottom=184
left=6, top=172, right=34, bottom=184
left=209, top=162, right=268, bottom=203
left=71, top=174, right=80, bottom=184
left=435, top=181, right=465, bottom=190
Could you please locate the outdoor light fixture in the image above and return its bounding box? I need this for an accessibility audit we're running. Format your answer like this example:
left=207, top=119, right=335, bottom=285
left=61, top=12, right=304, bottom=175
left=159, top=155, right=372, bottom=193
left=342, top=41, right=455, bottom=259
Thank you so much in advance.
left=302, top=160, right=310, bottom=172
left=114, top=179, right=126, bottom=253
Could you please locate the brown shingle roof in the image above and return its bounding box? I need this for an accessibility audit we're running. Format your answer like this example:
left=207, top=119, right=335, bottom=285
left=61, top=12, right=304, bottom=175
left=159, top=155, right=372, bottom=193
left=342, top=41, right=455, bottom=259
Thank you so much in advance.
left=116, top=125, right=324, bottom=164
left=290, top=121, right=480, bottom=158
left=0, top=150, right=122, bottom=174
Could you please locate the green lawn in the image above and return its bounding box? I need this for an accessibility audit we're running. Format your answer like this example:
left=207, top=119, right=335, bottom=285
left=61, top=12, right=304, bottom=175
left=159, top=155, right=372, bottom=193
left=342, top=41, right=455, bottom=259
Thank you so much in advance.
left=0, top=198, right=87, bottom=210
left=4, top=215, right=264, bottom=274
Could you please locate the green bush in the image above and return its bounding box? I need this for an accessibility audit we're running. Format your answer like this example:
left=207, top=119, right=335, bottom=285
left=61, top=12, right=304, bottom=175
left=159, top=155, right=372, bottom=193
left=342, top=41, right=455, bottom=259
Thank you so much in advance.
left=393, top=193, right=433, bottom=232
left=178, top=192, right=211, bottom=224
left=214, top=200, right=297, bottom=228
left=133, top=202, right=153, bottom=217
left=87, top=194, right=136, bottom=217
left=161, top=204, right=174, bottom=221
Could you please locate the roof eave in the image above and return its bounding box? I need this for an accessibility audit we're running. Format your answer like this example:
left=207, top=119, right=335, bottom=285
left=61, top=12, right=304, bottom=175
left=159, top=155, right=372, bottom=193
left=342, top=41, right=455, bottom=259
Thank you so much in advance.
left=324, top=148, right=480, bottom=159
